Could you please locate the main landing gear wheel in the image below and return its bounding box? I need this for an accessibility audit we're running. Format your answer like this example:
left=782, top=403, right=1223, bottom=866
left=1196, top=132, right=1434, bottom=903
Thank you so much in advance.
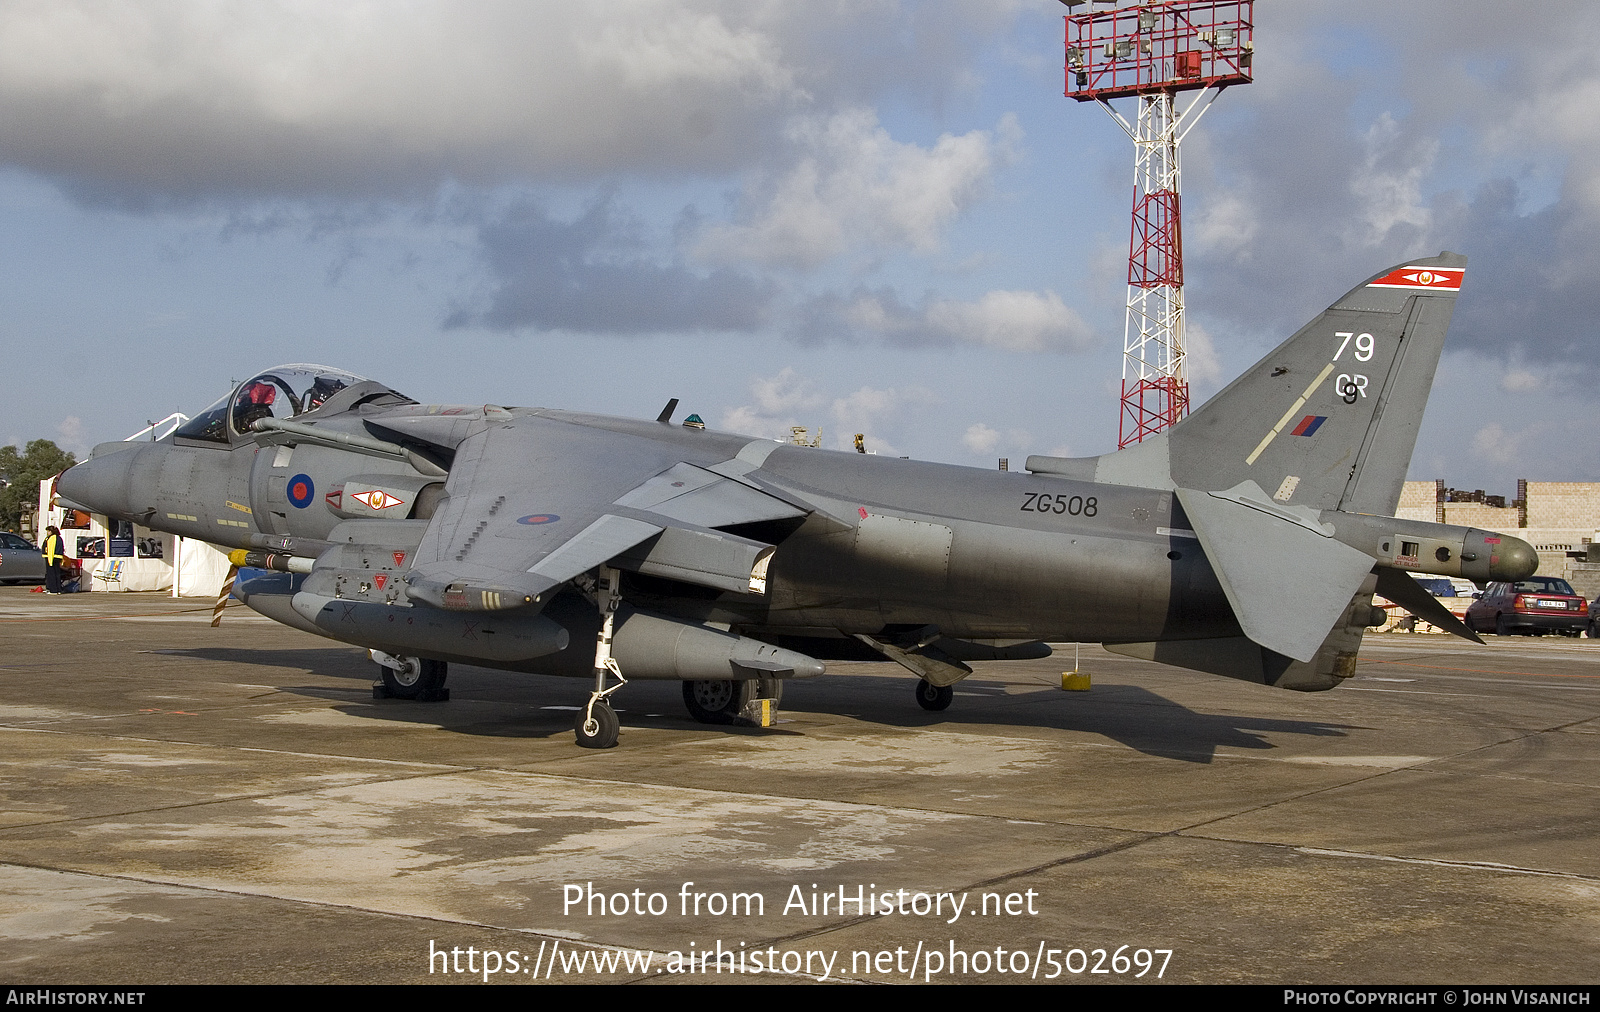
left=681, top=679, right=784, bottom=725
left=575, top=700, right=619, bottom=749
left=378, top=657, right=448, bottom=701
left=915, top=678, right=953, bottom=712
left=683, top=679, right=742, bottom=724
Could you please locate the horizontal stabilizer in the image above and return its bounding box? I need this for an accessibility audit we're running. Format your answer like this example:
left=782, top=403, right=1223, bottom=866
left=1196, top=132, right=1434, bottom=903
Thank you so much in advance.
left=1373, top=567, right=1484, bottom=644
left=1175, top=485, right=1377, bottom=663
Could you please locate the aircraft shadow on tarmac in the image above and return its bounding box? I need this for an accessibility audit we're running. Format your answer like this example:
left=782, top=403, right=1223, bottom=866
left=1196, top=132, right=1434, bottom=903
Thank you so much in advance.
left=160, top=647, right=1356, bottom=762
left=154, top=648, right=1363, bottom=761
left=153, top=646, right=373, bottom=679
left=782, top=677, right=1364, bottom=763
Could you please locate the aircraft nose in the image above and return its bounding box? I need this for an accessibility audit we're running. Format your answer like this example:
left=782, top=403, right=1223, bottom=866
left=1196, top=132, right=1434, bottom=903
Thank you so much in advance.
left=56, top=442, right=142, bottom=518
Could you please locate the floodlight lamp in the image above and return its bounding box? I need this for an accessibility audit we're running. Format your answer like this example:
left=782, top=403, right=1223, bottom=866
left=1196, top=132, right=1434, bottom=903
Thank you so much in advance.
left=1115, top=40, right=1132, bottom=59
left=1216, top=27, right=1236, bottom=47
left=1067, top=46, right=1084, bottom=69
left=1138, top=9, right=1156, bottom=31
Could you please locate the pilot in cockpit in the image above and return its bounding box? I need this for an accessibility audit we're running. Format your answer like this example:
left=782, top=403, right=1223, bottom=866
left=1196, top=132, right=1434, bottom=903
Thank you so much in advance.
left=234, top=380, right=278, bottom=431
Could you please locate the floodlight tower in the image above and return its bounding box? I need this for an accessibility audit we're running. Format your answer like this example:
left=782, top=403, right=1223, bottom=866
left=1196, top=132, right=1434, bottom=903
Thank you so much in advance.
left=1064, top=1, right=1253, bottom=447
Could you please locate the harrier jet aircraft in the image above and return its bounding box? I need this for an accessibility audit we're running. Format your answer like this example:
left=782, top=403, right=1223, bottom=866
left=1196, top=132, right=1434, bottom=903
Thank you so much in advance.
left=59, top=252, right=1536, bottom=748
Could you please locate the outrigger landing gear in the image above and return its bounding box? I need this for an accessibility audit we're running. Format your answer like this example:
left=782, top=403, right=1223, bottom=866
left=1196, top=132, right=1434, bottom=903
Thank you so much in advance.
left=371, top=651, right=449, bottom=701
left=915, top=678, right=952, bottom=711
left=575, top=565, right=626, bottom=749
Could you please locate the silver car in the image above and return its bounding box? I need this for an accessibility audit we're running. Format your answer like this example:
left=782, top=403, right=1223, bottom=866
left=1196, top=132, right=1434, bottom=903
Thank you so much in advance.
left=0, top=532, right=46, bottom=584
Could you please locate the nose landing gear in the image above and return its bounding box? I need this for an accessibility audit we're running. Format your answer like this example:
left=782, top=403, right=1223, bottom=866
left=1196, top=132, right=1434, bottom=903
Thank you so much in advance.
left=575, top=566, right=626, bottom=749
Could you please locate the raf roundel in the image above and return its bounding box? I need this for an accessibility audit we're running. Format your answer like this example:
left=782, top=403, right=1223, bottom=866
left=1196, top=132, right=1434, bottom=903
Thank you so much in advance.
left=287, top=473, right=315, bottom=509
left=516, top=514, right=560, bottom=525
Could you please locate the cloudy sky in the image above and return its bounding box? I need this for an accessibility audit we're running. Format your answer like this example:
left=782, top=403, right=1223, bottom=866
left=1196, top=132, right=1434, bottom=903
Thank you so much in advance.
left=2, top=1, right=1597, bottom=497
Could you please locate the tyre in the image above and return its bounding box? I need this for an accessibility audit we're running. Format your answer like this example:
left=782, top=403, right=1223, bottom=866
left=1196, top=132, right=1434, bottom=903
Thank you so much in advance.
left=915, top=678, right=953, bottom=711
left=1494, top=615, right=1510, bottom=636
left=379, top=657, right=447, bottom=699
left=575, top=701, right=619, bottom=749
left=683, top=679, right=743, bottom=724
left=681, top=679, right=781, bottom=724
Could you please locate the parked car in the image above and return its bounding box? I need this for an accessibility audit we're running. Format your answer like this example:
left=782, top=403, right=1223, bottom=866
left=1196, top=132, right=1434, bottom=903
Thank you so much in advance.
left=1466, top=577, right=1589, bottom=637
left=1411, top=576, right=1457, bottom=597
left=0, top=531, right=46, bottom=585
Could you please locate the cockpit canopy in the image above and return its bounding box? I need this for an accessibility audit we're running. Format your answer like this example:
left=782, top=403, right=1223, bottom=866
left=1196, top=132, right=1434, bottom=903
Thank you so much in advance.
left=174, top=365, right=390, bottom=444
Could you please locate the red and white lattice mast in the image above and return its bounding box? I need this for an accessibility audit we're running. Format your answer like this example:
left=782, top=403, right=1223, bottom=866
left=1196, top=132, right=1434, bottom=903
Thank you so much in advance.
left=1064, top=1, right=1253, bottom=447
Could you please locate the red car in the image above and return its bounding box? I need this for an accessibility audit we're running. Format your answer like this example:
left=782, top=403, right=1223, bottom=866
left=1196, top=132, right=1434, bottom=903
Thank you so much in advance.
left=1466, top=577, right=1588, bottom=637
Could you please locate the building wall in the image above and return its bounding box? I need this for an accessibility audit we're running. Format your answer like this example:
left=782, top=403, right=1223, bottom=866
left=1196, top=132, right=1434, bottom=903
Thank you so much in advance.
left=1525, top=482, right=1600, bottom=531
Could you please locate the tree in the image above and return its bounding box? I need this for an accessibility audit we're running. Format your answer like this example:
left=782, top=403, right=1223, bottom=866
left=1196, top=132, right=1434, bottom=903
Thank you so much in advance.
left=0, top=440, right=80, bottom=535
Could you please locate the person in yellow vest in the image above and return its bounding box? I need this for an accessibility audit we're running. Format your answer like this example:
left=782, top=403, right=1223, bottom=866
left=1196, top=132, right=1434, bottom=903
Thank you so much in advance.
left=40, top=525, right=65, bottom=595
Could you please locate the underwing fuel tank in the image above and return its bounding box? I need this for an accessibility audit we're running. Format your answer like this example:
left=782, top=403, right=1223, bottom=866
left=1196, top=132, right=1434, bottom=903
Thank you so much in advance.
left=289, top=590, right=571, bottom=664
left=496, top=598, right=827, bottom=681
left=269, top=582, right=823, bottom=681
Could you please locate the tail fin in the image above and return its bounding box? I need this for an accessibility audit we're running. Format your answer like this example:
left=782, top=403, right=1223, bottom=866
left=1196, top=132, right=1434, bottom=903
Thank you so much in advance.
left=1027, top=251, right=1465, bottom=514
left=1170, top=251, right=1463, bottom=513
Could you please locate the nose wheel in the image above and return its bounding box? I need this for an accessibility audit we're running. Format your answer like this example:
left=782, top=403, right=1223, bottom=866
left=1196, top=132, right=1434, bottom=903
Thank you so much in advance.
left=575, top=566, right=626, bottom=749
left=575, top=699, right=619, bottom=749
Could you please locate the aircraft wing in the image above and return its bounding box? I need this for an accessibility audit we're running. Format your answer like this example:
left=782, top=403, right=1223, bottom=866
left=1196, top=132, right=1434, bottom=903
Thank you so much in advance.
left=404, top=416, right=807, bottom=611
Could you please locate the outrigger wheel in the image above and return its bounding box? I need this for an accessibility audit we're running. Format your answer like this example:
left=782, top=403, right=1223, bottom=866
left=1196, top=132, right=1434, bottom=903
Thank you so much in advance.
left=376, top=656, right=449, bottom=701
left=575, top=699, right=619, bottom=749
left=915, top=678, right=953, bottom=712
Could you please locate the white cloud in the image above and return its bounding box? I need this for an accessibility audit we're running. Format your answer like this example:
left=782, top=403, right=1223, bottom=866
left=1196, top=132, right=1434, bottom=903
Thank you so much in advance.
left=888, top=288, right=1094, bottom=352
left=962, top=422, right=999, bottom=454
left=1500, top=369, right=1541, bottom=393
left=0, top=2, right=1016, bottom=203
left=55, top=416, right=87, bottom=456
left=696, top=109, right=1017, bottom=269
left=930, top=289, right=1091, bottom=352
left=1189, top=192, right=1258, bottom=258
left=749, top=366, right=825, bottom=417
left=718, top=367, right=929, bottom=455
left=1348, top=113, right=1436, bottom=247
left=1183, top=319, right=1223, bottom=388
left=1471, top=422, right=1521, bottom=466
